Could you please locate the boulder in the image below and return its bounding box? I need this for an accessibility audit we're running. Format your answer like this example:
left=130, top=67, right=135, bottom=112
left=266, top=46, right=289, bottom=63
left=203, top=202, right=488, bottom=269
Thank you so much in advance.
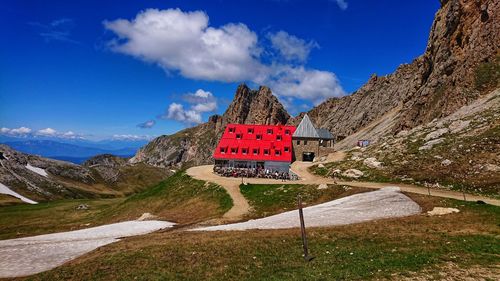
left=342, top=169, right=364, bottom=178
left=449, top=120, right=470, bottom=134
left=441, top=159, right=452, bottom=166
left=419, top=138, right=445, bottom=151
left=363, top=157, right=383, bottom=169
left=424, top=128, right=449, bottom=141
left=427, top=207, right=459, bottom=216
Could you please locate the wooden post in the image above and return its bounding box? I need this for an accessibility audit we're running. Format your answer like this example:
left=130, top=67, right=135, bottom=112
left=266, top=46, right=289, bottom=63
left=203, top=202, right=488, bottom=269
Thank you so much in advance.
left=428, top=185, right=431, bottom=196
left=298, top=195, right=314, bottom=261
left=462, top=187, right=467, bottom=201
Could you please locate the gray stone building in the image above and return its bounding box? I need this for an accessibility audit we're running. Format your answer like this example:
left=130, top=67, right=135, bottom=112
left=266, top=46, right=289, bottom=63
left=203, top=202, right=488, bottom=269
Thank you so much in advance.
left=292, top=114, right=335, bottom=161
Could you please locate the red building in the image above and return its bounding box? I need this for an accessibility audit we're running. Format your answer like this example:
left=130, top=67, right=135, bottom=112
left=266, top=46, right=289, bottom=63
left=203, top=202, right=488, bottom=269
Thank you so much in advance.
left=213, top=124, right=296, bottom=172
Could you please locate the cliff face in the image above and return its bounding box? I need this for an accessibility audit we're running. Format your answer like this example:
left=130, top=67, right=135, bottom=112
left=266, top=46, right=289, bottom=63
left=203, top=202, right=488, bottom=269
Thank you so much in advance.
left=130, top=84, right=290, bottom=167
left=290, top=0, right=499, bottom=140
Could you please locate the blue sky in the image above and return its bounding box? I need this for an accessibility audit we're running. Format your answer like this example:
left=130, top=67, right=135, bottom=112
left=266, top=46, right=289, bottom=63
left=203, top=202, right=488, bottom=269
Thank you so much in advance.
left=0, top=0, right=440, bottom=141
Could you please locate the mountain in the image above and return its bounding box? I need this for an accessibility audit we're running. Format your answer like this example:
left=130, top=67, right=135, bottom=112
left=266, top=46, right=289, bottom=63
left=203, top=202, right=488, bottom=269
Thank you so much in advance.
left=0, top=145, right=171, bottom=204
left=2, top=140, right=138, bottom=164
left=132, top=0, right=498, bottom=169
left=289, top=0, right=499, bottom=148
left=130, top=84, right=290, bottom=167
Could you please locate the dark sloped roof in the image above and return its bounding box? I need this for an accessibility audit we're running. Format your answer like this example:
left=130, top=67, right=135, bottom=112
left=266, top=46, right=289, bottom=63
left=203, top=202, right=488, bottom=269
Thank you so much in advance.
left=292, top=114, right=320, bottom=138
left=316, top=128, right=334, bottom=140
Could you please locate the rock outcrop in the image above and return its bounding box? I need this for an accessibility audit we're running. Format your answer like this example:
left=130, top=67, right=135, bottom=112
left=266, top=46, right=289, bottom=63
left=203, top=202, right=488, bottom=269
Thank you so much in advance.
left=289, top=0, right=499, bottom=145
left=130, top=84, right=290, bottom=167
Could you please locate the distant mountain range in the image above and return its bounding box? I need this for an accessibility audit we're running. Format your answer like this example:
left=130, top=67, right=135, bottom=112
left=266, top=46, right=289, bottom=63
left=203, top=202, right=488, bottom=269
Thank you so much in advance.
left=0, top=139, right=147, bottom=164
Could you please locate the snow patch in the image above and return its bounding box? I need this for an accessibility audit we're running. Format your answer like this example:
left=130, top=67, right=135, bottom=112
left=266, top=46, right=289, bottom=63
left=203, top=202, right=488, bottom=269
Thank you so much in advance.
left=0, top=220, right=174, bottom=278
left=25, top=164, right=48, bottom=177
left=0, top=183, right=38, bottom=204
left=193, top=187, right=420, bottom=231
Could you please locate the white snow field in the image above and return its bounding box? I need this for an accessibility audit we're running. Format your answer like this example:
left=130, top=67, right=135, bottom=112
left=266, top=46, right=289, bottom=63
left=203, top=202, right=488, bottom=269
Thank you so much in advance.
left=194, top=187, right=421, bottom=231
left=0, top=220, right=174, bottom=278
left=25, top=163, right=48, bottom=177
left=0, top=183, right=38, bottom=204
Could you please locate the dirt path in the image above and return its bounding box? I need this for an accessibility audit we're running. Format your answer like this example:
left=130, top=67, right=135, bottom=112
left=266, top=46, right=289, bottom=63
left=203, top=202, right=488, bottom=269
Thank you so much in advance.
left=188, top=150, right=500, bottom=207
left=187, top=165, right=250, bottom=220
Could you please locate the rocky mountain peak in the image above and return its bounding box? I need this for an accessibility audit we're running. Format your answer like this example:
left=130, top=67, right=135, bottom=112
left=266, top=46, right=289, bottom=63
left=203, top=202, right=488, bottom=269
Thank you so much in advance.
left=130, top=84, right=290, bottom=167
left=223, top=83, right=290, bottom=125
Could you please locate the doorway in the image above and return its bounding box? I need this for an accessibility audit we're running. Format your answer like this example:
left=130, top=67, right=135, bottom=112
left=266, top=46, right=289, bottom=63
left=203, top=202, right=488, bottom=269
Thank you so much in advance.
left=302, top=152, right=315, bottom=162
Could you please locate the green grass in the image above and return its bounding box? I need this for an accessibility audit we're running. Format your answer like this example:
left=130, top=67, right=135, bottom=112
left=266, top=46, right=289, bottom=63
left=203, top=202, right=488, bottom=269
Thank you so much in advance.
left=240, top=183, right=369, bottom=218
left=28, top=196, right=500, bottom=280
left=475, top=56, right=500, bottom=91
left=0, top=171, right=232, bottom=239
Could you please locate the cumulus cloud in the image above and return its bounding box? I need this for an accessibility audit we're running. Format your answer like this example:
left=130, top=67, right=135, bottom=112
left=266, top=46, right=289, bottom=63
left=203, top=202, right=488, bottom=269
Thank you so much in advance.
left=160, top=89, right=218, bottom=125
left=267, top=31, right=318, bottom=63
left=104, top=8, right=344, bottom=113
left=137, top=120, right=156, bottom=129
left=104, top=9, right=263, bottom=82
left=37, top=127, right=57, bottom=136
left=266, top=66, right=345, bottom=105
left=0, top=127, right=32, bottom=136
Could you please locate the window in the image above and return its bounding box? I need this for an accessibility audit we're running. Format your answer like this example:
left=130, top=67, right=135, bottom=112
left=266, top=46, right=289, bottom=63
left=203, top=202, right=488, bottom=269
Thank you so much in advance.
left=220, top=147, right=226, bottom=154
left=231, top=148, right=237, bottom=154
left=264, top=149, right=270, bottom=155
left=256, top=134, right=262, bottom=140
left=242, top=148, right=248, bottom=154
left=247, top=128, right=254, bottom=134
left=275, top=150, right=281, bottom=156
left=236, top=133, right=242, bottom=139
left=228, top=127, right=235, bottom=133
left=304, top=140, right=308, bottom=145
left=284, top=146, right=290, bottom=152
left=297, top=140, right=301, bottom=145
left=276, top=135, right=282, bottom=141
left=253, top=148, right=259, bottom=155
left=285, top=129, right=291, bottom=135
left=267, top=129, right=273, bottom=134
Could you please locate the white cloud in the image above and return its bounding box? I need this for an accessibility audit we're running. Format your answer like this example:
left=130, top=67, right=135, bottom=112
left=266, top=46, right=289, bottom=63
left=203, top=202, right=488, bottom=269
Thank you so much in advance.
left=161, top=89, right=218, bottom=125
left=164, top=103, right=202, bottom=124
left=334, top=0, right=348, bottom=10
left=267, top=31, right=318, bottom=62
left=104, top=8, right=345, bottom=109
left=1, top=127, right=33, bottom=136
left=112, top=134, right=153, bottom=141
left=104, top=9, right=263, bottom=82
left=137, top=120, right=156, bottom=129
left=266, top=65, right=345, bottom=105
left=37, top=127, right=57, bottom=136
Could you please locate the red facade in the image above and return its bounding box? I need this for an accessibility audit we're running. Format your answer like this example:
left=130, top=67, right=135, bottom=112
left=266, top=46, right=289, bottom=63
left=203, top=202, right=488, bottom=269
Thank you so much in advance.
left=213, top=124, right=296, bottom=162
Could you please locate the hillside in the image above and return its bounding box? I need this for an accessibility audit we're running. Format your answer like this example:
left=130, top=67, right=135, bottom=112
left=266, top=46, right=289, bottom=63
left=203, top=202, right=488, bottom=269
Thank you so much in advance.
left=0, top=145, right=170, bottom=204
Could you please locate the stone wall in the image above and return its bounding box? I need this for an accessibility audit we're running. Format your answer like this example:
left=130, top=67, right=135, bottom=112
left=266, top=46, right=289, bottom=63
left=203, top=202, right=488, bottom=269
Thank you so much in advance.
left=292, top=138, right=334, bottom=161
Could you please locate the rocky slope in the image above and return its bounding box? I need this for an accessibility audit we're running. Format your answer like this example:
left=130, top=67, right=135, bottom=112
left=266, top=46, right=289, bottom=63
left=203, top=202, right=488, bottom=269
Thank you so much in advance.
left=130, top=84, right=290, bottom=167
left=289, top=0, right=499, bottom=146
left=0, top=145, right=170, bottom=204
left=311, top=88, right=500, bottom=196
